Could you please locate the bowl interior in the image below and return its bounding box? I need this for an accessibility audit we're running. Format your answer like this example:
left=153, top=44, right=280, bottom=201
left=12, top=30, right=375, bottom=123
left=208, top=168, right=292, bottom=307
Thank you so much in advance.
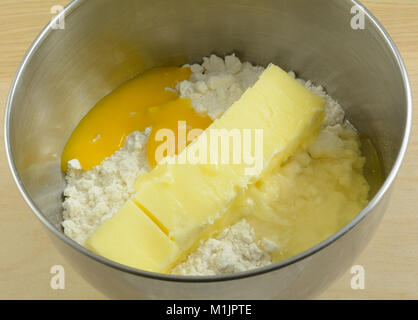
left=6, top=0, right=409, bottom=256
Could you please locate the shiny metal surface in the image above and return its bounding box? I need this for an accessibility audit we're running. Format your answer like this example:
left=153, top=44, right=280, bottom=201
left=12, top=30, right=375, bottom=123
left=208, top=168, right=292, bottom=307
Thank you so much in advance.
left=4, top=0, right=411, bottom=299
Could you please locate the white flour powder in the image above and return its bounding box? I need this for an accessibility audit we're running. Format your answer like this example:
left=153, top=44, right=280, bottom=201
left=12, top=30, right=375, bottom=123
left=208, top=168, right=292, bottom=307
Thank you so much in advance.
left=172, top=219, right=277, bottom=275
left=177, top=54, right=264, bottom=120
left=62, top=54, right=350, bottom=275
left=62, top=129, right=151, bottom=245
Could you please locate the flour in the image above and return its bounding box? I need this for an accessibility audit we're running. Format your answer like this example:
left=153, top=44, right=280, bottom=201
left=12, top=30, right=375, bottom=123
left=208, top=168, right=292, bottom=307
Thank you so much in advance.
left=172, top=219, right=276, bottom=275
left=177, top=54, right=264, bottom=119
left=295, top=77, right=346, bottom=128
left=62, top=129, right=151, bottom=245
left=62, top=54, right=352, bottom=275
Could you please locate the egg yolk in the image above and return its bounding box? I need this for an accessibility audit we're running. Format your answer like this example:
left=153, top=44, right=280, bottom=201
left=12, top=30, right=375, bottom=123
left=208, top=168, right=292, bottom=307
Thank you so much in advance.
left=145, top=98, right=212, bottom=168
left=61, top=66, right=212, bottom=171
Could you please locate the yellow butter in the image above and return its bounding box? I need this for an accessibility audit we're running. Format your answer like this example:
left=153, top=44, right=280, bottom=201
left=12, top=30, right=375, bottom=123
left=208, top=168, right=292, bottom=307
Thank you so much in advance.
left=133, top=64, right=325, bottom=260
left=85, top=200, right=179, bottom=272
left=133, top=162, right=240, bottom=248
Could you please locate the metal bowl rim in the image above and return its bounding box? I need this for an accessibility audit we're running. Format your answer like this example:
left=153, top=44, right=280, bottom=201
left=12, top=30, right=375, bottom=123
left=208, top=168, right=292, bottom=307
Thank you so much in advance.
left=4, top=0, right=412, bottom=283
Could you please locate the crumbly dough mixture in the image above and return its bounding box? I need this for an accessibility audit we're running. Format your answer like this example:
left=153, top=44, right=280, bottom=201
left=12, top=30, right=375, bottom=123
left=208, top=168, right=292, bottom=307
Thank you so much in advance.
left=62, top=54, right=368, bottom=275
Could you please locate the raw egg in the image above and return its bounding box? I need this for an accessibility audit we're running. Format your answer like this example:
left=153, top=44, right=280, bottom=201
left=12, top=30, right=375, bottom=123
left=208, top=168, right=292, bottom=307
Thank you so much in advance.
left=61, top=66, right=212, bottom=171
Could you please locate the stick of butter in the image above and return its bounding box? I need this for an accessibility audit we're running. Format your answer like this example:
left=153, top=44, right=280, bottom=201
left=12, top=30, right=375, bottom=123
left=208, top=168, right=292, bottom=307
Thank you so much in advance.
left=85, top=64, right=325, bottom=273
left=85, top=200, right=179, bottom=272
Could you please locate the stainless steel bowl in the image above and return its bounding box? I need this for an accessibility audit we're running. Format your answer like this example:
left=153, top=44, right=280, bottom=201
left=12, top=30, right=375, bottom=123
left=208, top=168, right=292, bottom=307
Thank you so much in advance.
left=4, top=0, right=412, bottom=299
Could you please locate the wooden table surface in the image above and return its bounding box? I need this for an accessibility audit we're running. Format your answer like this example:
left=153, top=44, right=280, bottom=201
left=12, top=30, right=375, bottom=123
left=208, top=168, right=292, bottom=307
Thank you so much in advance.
left=0, top=0, right=417, bottom=300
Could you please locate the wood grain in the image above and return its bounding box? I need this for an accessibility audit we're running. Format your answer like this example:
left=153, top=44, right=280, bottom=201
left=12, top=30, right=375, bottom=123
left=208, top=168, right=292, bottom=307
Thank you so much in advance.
left=0, top=0, right=417, bottom=299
